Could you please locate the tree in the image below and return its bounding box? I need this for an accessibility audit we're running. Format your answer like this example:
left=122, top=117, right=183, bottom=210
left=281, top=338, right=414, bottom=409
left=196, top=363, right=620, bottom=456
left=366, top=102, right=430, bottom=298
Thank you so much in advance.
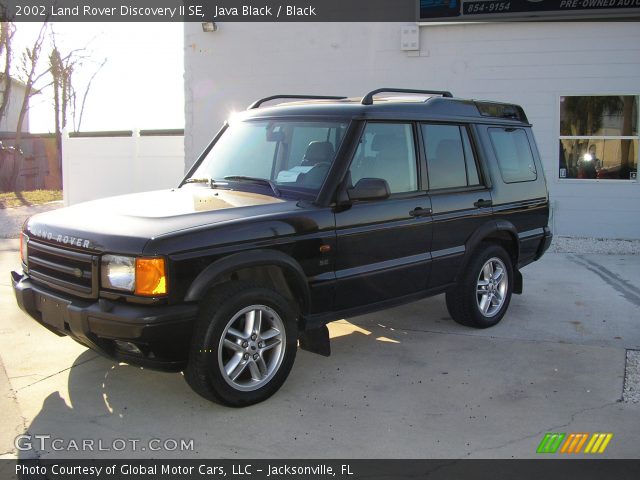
left=561, top=96, right=623, bottom=136
left=620, top=96, right=635, bottom=175
left=0, top=22, right=106, bottom=191
left=7, top=21, right=49, bottom=191
left=48, top=30, right=107, bottom=171
left=0, top=22, right=16, bottom=123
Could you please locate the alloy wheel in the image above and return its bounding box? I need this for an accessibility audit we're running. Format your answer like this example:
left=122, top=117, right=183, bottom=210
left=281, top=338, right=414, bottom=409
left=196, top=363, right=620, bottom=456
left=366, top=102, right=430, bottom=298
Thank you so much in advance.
left=217, top=305, right=286, bottom=392
left=476, top=257, right=508, bottom=317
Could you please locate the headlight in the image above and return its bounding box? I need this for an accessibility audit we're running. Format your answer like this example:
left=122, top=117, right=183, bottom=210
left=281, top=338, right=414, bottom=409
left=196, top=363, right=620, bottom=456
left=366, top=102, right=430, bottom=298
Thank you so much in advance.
left=101, top=255, right=136, bottom=291
left=20, top=233, right=28, bottom=268
left=101, top=255, right=167, bottom=296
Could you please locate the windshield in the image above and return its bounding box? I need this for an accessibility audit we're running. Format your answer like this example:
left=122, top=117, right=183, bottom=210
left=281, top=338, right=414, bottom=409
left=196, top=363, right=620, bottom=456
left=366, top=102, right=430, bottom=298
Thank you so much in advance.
left=188, top=119, right=348, bottom=198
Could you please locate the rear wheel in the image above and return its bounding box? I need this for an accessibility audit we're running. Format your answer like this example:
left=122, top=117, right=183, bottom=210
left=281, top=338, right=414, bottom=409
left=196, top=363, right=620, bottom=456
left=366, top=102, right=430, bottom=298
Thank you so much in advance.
left=185, top=282, right=298, bottom=406
left=445, top=244, right=513, bottom=329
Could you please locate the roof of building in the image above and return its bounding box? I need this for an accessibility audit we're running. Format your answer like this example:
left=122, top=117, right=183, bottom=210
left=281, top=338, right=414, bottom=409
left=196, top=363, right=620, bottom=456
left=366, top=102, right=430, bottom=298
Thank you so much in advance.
left=0, top=73, right=29, bottom=89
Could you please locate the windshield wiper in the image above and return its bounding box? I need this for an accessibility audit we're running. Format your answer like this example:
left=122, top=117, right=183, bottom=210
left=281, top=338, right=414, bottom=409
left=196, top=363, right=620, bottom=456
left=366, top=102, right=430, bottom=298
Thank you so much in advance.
left=184, top=177, right=231, bottom=190
left=184, top=177, right=210, bottom=184
left=223, top=176, right=281, bottom=198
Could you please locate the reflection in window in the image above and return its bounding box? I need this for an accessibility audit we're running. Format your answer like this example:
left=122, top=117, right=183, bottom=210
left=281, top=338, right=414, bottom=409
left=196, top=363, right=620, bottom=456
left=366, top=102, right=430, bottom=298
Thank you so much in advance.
left=560, top=96, right=637, bottom=137
left=559, top=139, right=638, bottom=180
left=559, top=96, right=639, bottom=181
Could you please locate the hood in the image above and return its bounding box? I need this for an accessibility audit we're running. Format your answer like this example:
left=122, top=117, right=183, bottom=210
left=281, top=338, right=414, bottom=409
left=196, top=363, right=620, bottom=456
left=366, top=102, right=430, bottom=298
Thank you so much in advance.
left=25, top=187, right=295, bottom=254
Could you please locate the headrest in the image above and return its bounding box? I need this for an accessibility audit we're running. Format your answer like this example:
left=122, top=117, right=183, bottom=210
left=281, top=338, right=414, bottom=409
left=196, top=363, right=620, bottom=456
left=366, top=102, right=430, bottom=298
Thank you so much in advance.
left=303, top=141, right=335, bottom=164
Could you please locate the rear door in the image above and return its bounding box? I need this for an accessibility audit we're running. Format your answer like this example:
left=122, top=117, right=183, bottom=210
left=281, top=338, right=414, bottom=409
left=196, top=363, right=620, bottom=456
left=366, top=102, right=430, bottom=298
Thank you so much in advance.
left=334, top=122, right=433, bottom=310
left=421, top=123, right=493, bottom=288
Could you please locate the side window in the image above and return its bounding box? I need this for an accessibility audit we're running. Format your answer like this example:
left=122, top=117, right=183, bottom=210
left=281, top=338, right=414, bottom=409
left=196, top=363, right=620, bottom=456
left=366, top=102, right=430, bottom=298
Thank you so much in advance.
left=489, top=128, right=537, bottom=183
left=350, top=123, right=418, bottom=194
left=422, top=124, right=481, bottom=189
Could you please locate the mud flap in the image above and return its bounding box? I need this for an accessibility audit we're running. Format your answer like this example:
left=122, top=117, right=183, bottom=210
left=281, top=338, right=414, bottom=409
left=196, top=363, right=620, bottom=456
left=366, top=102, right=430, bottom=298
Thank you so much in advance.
left=514, top=268, right=523, bottom=294
left=299, top=325, right=331, bottom=357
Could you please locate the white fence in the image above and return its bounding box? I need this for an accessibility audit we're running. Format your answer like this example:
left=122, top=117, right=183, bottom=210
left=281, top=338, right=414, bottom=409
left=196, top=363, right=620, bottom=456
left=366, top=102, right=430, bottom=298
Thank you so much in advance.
left=62, top=129, right=185, bottom=206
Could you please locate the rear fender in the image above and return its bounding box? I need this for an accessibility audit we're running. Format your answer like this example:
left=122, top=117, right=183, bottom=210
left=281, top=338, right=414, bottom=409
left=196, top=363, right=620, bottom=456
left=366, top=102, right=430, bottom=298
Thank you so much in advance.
left=463, top=220, right=521, bottom=289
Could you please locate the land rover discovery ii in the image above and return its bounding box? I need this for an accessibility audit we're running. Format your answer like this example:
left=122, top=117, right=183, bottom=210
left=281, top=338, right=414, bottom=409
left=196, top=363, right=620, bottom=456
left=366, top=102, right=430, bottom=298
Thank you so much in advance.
left=12, top=88, right=552, bottom=406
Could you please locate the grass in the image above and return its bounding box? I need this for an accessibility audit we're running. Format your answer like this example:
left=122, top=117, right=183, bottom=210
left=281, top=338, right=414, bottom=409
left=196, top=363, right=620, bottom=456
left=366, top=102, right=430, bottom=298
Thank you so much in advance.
left=0, top=190, right=63, bottom=209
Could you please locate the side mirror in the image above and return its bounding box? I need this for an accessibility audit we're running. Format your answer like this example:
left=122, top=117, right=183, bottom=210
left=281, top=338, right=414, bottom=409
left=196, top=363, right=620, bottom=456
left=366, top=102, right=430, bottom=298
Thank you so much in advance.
left=347, top=178, right=390, bottom=201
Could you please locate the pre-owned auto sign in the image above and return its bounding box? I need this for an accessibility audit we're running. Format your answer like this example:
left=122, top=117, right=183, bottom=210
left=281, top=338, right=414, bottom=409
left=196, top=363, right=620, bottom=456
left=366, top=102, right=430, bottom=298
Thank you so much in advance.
left=418, top=0, right=640, bottom=20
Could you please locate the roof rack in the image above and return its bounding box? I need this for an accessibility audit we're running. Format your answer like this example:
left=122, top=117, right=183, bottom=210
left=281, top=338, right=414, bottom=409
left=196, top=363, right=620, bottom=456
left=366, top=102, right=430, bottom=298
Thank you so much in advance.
left=248, top=95, right=347, bottom=110
left=361, top=88, right=453, bottom=106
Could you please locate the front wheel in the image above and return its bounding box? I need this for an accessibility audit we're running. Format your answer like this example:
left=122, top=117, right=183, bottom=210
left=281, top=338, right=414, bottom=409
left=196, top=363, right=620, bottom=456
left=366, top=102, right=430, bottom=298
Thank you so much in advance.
left=445, top=244, right=514, bottom=329
left=185, top=282, right=298, bottom=407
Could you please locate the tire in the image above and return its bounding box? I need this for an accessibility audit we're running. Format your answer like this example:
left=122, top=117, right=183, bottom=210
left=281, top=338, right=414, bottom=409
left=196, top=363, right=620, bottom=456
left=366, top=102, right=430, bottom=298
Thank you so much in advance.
left=445, top=243, right=513, bottom=329
left=184, top=282, right=298, bottom=407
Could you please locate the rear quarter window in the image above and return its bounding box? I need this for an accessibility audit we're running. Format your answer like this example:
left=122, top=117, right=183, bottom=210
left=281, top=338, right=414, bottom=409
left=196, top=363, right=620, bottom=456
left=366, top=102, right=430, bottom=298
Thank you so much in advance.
left=489, top=128, right=537, bottom=183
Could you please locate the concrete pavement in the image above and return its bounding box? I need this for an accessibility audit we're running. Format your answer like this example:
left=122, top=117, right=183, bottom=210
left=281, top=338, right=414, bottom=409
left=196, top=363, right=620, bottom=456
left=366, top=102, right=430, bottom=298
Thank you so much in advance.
left=1, top=239, right=639, bottom=459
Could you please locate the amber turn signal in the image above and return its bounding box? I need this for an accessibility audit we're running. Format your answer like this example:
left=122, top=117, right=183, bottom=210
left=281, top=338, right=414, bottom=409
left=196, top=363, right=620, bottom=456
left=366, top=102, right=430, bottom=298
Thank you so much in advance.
left=134, top=257, right=167, bottom=296
left=20, top=233, right=28, bottom=266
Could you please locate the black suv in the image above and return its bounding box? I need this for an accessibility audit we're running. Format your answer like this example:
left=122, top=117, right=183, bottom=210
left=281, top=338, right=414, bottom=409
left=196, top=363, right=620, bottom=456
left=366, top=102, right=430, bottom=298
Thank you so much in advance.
left=12, top=88, right=552, bottom=406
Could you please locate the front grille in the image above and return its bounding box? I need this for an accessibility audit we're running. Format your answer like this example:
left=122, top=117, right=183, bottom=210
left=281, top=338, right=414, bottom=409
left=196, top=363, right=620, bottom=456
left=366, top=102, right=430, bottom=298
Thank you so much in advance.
left=27, top=240, right=99, bottom=299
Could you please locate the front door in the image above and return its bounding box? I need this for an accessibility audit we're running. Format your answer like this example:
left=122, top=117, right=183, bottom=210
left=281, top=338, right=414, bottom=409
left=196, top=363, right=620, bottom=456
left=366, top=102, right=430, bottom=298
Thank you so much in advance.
left=334, top=122, right=433, bottom=311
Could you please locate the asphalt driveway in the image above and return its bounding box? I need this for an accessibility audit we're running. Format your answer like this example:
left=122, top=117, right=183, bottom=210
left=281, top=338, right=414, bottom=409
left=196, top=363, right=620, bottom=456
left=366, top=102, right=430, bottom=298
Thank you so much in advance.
left=1, top=239, right=639, bottom=459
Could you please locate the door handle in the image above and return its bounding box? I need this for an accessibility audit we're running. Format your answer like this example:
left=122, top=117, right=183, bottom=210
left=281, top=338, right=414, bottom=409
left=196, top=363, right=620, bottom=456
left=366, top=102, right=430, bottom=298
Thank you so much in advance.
left=409, top=207, right=432, bottom=217
left=474, top=199, right=493, bottom=208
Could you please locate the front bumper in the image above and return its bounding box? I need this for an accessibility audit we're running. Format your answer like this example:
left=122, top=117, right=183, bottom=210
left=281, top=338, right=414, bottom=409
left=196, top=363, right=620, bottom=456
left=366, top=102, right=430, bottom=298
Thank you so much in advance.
left=11, top=271, right=197, bottom=371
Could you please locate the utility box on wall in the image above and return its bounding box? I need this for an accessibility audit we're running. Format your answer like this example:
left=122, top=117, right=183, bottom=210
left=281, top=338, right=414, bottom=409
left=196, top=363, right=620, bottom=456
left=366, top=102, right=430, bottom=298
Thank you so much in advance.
left=400, top=25, right=419, bottom=51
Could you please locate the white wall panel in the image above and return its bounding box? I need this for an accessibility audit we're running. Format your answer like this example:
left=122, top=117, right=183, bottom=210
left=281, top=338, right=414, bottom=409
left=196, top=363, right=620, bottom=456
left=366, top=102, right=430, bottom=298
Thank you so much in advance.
left=62, top=132, right=184, bottom=205
left=185, top=22, right=640, bottom=238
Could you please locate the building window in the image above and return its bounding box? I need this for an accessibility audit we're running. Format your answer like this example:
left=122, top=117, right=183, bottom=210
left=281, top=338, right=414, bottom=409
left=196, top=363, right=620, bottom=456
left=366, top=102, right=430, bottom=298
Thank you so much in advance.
left=559, top=95, right=638, bottom=181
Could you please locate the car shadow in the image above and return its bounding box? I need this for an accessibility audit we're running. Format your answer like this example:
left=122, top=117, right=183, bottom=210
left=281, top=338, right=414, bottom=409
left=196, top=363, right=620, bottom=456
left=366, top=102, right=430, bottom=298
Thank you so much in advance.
left=16, top=316, right=414, bottom=462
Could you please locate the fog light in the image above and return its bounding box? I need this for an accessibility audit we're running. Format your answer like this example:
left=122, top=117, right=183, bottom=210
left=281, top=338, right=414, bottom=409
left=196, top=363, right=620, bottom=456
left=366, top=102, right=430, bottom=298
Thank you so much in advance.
left=114, top=340, right=142, bottom=355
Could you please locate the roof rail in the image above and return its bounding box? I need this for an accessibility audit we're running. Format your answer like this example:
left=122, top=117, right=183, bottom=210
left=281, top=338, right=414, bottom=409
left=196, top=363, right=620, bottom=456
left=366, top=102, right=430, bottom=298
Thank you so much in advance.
left=361, top=88, right=453, bottom=105
left=248, top=95, right=347, bottom=110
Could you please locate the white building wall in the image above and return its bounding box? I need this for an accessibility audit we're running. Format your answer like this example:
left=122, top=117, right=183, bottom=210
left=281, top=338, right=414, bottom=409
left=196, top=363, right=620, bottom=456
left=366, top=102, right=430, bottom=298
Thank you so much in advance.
left=62, top=132, right=184, bottom=205
left=184, top=22, right=640, bottom=239
left=0, top=82, right=29, bottom=132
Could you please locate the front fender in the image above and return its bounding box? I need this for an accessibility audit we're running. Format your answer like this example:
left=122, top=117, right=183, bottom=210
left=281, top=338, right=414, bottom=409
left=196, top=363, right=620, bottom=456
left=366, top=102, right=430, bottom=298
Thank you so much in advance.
left=183, top=249, right=311, bottom=311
